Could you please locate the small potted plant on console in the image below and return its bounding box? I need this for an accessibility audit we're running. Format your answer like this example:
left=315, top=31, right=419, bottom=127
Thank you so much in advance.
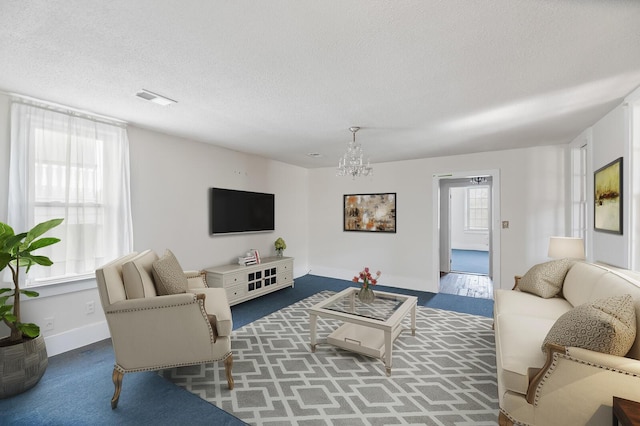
left=274, top=237, right=287, bottom=257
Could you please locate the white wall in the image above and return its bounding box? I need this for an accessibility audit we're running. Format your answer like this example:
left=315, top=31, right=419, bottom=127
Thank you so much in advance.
left=127, top=126, right=309, bottom=273
left=308, top=145, right=566, bottom=293
left=0, top=95, right=8, bottom=223
left=630, top=91, right=640, bottom=271
left=0, top=93, right=309, bottom=355
left=590, top=104, right=630, bottom=268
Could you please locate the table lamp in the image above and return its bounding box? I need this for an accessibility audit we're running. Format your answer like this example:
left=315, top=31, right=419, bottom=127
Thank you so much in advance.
left=548, top=237, right=585, bottom=260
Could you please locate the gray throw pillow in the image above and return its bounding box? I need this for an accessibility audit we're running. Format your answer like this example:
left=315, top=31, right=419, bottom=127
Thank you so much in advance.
left=542, top=294, right=636, bottom=356
left=152, top=249, right=188, bottom=295
left=518, top=259, right=574, bottom=298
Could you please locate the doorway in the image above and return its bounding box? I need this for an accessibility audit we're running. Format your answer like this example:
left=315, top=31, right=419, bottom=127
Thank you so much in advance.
left=449, top=185, right=490, bottom=274
left=432, top=170, right=501, bottom=299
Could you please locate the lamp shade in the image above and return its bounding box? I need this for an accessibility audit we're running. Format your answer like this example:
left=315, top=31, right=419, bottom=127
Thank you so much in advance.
left=548, top=237, right=585, bottom=260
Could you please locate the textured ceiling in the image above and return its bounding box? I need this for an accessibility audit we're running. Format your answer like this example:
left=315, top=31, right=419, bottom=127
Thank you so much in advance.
left=1, top=1, right=640, bottom=168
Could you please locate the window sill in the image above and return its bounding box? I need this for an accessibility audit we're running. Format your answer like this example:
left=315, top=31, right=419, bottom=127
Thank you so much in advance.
left=26, top=274, right=97, bottom=298
left=464, top=229, right=489, bottom=234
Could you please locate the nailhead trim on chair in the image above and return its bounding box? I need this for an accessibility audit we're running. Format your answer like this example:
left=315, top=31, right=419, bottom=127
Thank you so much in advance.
left=114, top=351, right=233, bottom=374
left=107, top=297, right=199, bottom=314
left=184, top=270, right=208, bottom=286
left=531, top=348, right=640, bottom=405
left=530, top=351, right=561, bottom=406
left=108, top=295, right=219, bottom=344
left=196, top=297, right=217, bottom=343
left=499, top=409, right=532, bottom=426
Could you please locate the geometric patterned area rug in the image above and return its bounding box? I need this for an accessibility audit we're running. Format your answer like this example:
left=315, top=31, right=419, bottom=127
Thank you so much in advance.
left=160, top=291, right=498, bottom=425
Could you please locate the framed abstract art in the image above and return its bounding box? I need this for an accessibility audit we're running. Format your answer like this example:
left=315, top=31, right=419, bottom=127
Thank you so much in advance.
left=343, top=193, right=396, bottom=233
left=594, top=157, right=622, bottom=234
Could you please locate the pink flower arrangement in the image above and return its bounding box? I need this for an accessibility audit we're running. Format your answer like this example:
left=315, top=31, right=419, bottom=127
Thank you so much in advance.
left=352, top=267, right=381, bottom=289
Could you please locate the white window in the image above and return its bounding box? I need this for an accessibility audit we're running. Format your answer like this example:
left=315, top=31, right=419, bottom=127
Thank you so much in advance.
left=8, top=101, right=133, bottom=286
left=466, top=186, right=489, bottom=231
left=571, top=143, right=588, bottom=239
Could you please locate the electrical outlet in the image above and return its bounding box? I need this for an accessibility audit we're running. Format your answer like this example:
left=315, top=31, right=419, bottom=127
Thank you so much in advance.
left=502, top=221, right=509, bottom=229
left=85, top=301, right=95, bottom=315
left=43, top=317, right=54, bottom=331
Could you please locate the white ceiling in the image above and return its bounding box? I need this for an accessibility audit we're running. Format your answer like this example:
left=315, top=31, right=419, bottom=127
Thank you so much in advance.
left=2, top=1, right=640, bottom=168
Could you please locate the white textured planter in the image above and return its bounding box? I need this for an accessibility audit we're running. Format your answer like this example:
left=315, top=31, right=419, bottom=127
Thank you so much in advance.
left=0, top=334, right=48, bottom=398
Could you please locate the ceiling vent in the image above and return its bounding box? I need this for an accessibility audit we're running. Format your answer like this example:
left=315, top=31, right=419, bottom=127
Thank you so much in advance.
left=135, top=89, right=177, bottom=106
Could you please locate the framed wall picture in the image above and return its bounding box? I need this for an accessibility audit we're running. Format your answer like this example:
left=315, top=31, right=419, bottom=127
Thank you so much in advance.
left=594, top=157, right=623, bottom=234
left=344, top=193, right=396, bottom=233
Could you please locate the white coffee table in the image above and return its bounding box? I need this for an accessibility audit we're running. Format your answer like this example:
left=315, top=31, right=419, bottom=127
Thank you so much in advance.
left=309, top=287, right=417, bottom=375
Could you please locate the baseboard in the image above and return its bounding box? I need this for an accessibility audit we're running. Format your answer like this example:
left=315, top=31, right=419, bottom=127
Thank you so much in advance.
left=452, top=247, right=489, bottom=252
left=44, top=320, right=110, bottom=357
left=308, top=266, right=437, bottom=293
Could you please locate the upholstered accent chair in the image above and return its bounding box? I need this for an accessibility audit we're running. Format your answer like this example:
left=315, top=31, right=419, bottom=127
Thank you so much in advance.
left=95, top=250, right=234, bottom=409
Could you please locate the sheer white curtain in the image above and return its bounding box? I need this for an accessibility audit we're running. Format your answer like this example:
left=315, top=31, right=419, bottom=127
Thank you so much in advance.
left=8, top=100, right=133, bottom=285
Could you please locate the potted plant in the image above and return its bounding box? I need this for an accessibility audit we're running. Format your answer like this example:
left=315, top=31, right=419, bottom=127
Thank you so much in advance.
left=274, top=237, right=286, bottom=257
left=0, top=218, right=63, bottom=398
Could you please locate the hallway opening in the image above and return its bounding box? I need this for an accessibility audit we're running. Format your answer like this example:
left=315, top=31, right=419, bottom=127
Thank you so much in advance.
left=434, top=170, right=500, bottom=299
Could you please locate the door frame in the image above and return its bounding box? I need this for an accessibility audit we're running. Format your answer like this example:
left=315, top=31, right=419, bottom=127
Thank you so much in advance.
left=432, top=169, right=501, bottom=290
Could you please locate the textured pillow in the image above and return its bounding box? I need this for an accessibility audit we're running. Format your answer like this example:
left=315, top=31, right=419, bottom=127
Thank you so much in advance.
left=152, top=249, right=188, bottom=295
left=517, top=259, right=574, bottom=298
left=542, top=294, right=636, bottom=356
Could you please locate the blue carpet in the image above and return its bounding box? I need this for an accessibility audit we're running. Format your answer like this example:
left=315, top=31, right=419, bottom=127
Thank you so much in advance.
left=0, top=339, right=242, bottom=426
left=451, top=249, right=489, bottom=275
left=0, top=274, right=493, bottom=425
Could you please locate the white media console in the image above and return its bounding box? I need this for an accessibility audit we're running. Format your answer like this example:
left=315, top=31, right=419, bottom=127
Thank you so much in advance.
left=204, top=256, right=294, bottom=305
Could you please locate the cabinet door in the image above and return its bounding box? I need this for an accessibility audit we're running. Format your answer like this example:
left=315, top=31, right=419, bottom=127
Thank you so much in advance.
left=247, top=269, right=264, bottom=292
left=263, top=266, right=278, bottom=287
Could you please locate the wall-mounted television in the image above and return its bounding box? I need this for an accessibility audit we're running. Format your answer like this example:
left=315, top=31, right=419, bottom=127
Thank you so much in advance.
left=209, top=188, right=275, bottom=235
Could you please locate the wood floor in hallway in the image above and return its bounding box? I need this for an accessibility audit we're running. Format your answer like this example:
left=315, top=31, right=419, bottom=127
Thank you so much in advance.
left=439, top=272, right=494, bottom=300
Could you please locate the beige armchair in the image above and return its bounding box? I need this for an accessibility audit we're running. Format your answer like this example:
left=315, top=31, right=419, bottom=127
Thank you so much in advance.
left=95, top=250, right=234, bottom=409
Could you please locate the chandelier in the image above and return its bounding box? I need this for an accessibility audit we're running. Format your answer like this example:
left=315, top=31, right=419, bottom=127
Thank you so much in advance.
left=336, top=127, right=373, bottom=179
left=470, top=176, right=488, bottom=185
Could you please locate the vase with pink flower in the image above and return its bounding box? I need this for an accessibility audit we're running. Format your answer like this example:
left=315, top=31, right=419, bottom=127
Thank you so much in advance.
left=352, top=267, right=381, bottom=303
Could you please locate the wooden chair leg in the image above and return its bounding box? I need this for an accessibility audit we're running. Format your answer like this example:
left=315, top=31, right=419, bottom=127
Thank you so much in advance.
left=224, top=354, right=234, bottom=390
left=498, top=411, right=515, bottom=426
left=111, top=368, right=124, bottom=409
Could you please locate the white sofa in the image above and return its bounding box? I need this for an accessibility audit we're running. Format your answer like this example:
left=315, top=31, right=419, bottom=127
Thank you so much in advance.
left=494, top=261, right=640, bottom=426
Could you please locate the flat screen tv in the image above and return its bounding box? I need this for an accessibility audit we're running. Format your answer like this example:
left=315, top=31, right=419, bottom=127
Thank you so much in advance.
left=209, top=188, right=275, bottom=235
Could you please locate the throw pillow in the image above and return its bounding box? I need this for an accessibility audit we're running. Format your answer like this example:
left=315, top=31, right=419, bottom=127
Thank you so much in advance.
left=542, top=294, right=636, bottom=356
left=517, top=259, right=574, bottom=298
left=152, top=249, right=188, bottom=296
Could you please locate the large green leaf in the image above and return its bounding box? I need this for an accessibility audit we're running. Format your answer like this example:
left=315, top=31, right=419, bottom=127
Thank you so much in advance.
left=4, top=232, right=26, bottom=252
left=17, top=322, right=40, bottom=338
left=24, top=218, right=63, bottom=246
left=19, top=289, right=39, bottom=298
left=17, top=254, right=52, bottom=274
left=0, top=289, right=12, bottom=296
left=0, top=252, right=12, bottom=271
left=16, top=257, right=35, bottom=269
left=0, top=305, right=12, bottom=318
left=27, top=237, right=61, bottom=252
left=0, top=223, right=14, bottom=245
left=24, top=255, right=53, bottom=267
